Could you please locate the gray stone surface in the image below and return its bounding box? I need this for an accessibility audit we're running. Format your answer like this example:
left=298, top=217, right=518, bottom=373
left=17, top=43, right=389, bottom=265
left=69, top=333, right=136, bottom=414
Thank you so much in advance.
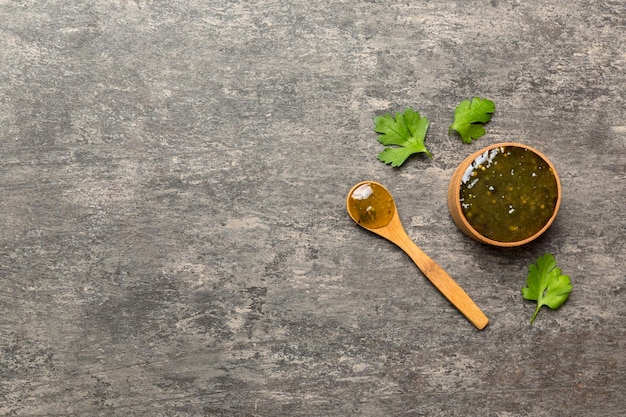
left=1, top=0, right=624, bottom=416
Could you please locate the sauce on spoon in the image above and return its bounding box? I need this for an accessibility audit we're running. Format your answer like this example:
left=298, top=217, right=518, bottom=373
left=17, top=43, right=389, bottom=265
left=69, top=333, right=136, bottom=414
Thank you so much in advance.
left=347, top=182, right=395, bottom=229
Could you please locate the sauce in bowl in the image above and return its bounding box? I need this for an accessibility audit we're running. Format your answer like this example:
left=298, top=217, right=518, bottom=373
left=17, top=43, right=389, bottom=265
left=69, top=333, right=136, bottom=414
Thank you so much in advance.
left=448, top=143, right=561, bottom=246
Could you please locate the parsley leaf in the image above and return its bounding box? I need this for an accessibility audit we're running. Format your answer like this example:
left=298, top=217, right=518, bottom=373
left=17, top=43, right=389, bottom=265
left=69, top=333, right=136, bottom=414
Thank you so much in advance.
left=521, top=253, right=573, bottom=324
left=374, top=108, right=432, bottom=167
left=449, top=97, right=495, bottom=143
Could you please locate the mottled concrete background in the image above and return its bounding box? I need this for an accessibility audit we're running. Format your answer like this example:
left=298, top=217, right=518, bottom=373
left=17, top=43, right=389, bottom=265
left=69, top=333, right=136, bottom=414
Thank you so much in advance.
left=1, top=0, right=624, bottom=416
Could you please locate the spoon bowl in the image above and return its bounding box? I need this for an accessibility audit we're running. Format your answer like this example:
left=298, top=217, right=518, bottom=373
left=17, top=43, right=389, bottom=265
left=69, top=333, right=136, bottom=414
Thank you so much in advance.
left=347, top=181, right=489, bottom=330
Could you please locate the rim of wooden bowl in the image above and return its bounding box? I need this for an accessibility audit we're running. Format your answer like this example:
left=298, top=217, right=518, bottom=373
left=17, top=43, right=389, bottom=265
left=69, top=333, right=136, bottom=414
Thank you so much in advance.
left=447, top=142, right=562, bottom=247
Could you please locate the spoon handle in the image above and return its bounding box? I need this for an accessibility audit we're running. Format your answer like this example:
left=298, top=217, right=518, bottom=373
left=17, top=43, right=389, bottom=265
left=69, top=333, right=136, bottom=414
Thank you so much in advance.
left=394, top=231, right=489, bottom=330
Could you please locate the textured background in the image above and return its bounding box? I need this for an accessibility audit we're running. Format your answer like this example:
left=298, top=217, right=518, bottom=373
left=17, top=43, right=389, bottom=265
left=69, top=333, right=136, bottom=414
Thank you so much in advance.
left=1, top=0, right=625, bottom=416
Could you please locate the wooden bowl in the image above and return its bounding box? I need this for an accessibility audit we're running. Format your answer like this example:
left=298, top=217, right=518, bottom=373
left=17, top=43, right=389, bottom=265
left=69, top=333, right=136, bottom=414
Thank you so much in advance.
left=447, top=142, right=561, bottom=247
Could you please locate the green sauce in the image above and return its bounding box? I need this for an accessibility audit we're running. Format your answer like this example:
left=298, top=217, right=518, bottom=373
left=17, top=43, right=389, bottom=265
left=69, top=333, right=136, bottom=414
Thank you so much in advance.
left=459, top=146, right=559, bottom=242
left=348, top=182, right=395, bottom=229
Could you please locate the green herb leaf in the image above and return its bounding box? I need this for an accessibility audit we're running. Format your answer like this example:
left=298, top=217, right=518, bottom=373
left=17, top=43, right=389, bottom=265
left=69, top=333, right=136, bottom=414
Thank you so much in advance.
left=449, top=97, right=495, bottom=143
left=374, top=108, right=432, bottom=167
left=521, top=253, right=573, bottom=324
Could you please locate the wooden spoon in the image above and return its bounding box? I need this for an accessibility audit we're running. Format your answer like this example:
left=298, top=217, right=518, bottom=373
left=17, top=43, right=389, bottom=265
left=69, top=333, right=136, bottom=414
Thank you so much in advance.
left=346, top=181, right=489, bottom=330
